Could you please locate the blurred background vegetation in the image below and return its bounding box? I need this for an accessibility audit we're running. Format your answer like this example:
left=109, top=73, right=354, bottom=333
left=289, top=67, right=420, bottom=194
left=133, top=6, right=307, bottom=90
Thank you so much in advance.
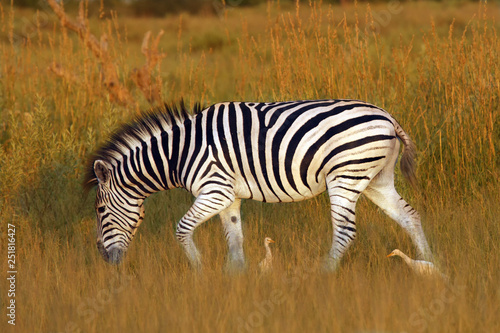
left=13, top=0, right=493, bottom=16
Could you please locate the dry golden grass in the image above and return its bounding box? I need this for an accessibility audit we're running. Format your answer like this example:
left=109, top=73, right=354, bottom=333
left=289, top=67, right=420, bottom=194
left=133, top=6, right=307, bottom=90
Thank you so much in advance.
left=0, top=1, right=499, bottom=332
left=7, top=193, right=500, bottom=332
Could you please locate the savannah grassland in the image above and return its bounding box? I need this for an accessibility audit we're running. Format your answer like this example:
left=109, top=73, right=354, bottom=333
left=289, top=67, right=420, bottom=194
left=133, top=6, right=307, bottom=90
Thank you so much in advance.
left=0, top=1, right=499, bottom=332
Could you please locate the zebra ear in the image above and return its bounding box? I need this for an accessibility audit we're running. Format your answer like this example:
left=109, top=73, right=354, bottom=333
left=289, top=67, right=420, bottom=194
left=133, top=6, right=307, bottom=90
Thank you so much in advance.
left=94, top=160, right=110, bottom=185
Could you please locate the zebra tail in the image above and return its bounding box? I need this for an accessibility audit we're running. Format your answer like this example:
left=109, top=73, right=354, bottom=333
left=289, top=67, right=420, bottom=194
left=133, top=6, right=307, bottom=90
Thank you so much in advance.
left=394, top=121, right=418, bottom=189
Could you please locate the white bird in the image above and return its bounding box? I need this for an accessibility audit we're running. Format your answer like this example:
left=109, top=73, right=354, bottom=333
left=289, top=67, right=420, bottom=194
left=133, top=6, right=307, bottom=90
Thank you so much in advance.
left=387, top=249, right=447, bottom=280
left=258, top=237, right=275, bottom=273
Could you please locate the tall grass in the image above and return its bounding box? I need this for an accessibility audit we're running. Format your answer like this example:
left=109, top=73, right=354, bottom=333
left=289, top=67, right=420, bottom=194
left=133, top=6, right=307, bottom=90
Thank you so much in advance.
left=0, top=1, right=499, bottom=332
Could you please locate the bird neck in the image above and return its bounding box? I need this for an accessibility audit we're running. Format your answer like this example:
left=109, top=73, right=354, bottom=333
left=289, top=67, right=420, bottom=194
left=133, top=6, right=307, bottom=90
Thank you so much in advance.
left=398, top=252, right=413, bottom=265
left=265, top=244, right=272, bottom=259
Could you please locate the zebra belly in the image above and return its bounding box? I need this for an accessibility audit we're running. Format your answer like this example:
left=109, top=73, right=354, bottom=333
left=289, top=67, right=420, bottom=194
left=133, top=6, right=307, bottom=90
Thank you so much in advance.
left=233, top=175, right=327, bottom=203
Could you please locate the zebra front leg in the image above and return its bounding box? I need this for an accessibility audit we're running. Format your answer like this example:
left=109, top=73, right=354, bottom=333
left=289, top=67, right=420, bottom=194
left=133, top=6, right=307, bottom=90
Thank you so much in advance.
left=176, top=190, right=234, bottom=270
left=324, top=178, right=363, bottom=272
left=219, top=199, right=246, bottom=273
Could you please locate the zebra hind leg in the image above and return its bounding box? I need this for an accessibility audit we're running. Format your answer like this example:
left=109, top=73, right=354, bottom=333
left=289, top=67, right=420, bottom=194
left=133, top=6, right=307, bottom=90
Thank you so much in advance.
left=219, top=199, right=246, bottom=273
left=175, top=191, right=234, bottom=271
left=323, top=176, right=366, bottom=272
left=363, top=178, right=433, bottom=262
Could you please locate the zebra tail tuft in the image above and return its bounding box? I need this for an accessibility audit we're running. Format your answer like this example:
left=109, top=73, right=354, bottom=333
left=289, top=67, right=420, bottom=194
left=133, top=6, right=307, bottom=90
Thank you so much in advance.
left=395, top=122, right=418, bottom=189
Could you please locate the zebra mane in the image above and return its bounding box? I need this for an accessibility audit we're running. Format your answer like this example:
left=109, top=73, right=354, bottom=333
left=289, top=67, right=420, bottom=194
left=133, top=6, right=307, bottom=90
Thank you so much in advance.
left=83, top=101, right=205, bottom=193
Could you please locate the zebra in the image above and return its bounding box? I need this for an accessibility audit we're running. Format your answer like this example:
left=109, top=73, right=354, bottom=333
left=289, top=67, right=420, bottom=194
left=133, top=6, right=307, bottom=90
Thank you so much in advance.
left=84, top=99, right=433, bottom=271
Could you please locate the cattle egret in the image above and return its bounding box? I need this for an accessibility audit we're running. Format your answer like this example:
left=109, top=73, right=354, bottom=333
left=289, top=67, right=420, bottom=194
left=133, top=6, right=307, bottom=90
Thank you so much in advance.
left=387, top=249, right=447, bottom=280
left=258, top=237, right=275, bottom=273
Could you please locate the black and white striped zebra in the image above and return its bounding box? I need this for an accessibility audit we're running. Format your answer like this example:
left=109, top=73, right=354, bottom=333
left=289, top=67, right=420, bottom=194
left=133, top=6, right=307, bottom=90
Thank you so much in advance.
left=84, top=99, right=433, bottom=271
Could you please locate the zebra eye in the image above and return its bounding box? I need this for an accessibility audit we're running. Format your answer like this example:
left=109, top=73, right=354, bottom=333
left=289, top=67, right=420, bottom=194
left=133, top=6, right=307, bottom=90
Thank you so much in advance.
left=97, top=207, right=106, bottom=214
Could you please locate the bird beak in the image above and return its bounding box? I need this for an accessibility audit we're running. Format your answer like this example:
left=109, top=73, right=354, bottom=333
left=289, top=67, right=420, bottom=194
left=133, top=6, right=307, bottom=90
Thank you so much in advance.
left=269, top=239, right=275, bottom=243
left=386, top=253, right=395, bottom=258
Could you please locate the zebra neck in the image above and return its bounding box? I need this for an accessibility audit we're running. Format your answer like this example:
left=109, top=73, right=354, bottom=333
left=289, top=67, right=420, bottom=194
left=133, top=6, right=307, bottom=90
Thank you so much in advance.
left=162, top=115, right=193, bottom=191
left=164, top=113, right=211, bottom=193
left=112, top=126, right=187, bottom=197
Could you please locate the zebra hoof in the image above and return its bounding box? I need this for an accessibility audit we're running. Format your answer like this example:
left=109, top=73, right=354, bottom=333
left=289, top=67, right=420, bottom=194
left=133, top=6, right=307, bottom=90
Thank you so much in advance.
left=321, top=257, right=340, bottom=273
left=187, top=258, right=202, bottom=273
left=224, top=260, right=247, bottom=275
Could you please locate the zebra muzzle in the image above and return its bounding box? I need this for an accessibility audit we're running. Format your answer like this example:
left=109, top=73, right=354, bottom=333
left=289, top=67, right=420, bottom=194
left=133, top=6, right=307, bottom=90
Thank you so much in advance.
left=97, top=240, right=125, bottom=265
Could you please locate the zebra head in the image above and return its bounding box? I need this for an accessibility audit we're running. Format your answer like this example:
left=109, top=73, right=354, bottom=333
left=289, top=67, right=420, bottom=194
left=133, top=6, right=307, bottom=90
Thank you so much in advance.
left=93, top=160, right=145, bottom=264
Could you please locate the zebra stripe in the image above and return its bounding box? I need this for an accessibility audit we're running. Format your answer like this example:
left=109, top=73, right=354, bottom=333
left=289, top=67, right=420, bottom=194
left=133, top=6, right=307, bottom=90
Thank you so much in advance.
left=85, top=99, right=434, bottom=270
